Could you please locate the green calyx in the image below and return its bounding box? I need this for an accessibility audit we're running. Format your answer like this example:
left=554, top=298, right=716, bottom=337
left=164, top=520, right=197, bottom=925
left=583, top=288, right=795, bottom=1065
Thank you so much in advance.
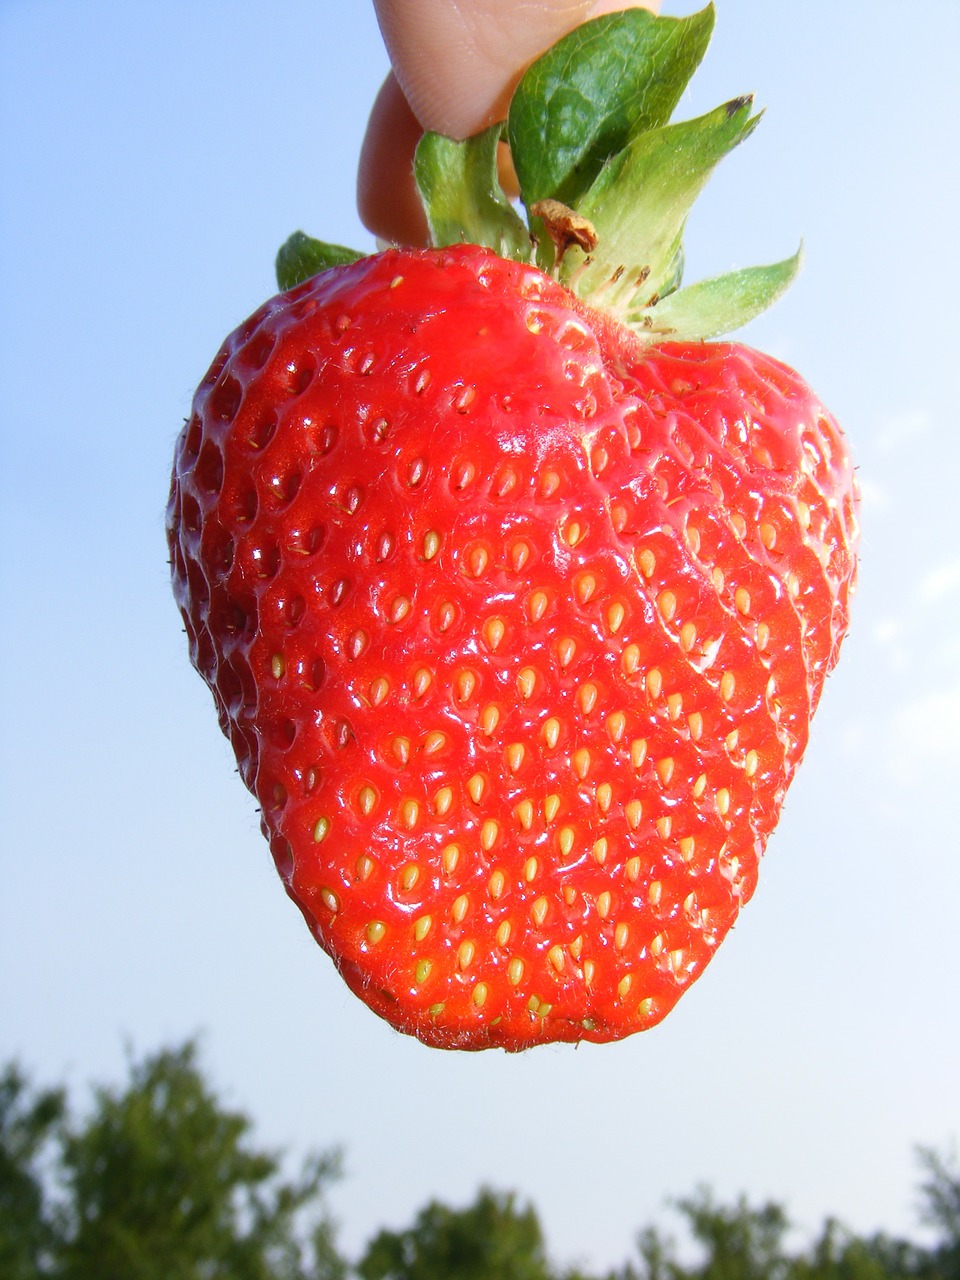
left=276, top=3, right=800, bottom=343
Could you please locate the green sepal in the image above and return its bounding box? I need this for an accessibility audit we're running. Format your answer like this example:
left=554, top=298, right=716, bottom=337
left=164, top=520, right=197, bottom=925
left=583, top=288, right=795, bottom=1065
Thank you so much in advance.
left=414, top=124, right=531, bottom=261
left=508, top=4, right=715, bottom=211
left=559, top=96, right=762, bottom=313
left=628, top=248, right=803, bottom=341
left=276, top=232, right=363, bottom=292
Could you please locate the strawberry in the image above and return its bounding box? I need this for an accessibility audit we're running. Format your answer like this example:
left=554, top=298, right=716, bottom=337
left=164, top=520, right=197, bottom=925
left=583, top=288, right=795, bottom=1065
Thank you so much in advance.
left=168, top=5, right=858, bottom=1050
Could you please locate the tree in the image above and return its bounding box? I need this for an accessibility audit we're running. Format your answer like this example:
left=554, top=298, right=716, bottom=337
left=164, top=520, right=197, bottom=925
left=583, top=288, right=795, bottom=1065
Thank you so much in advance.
left=357, top=1187, right=556, bottom=1280
left=0, top=1063, right=65, bottom=1279
left=0, top=1042, right=344, bottom=1280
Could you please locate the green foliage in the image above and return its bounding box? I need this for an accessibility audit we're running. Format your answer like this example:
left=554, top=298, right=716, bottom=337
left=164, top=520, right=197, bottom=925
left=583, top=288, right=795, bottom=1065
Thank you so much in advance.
left=2, top=1042, right=342, bottom=1280
left=357, top=1187, right=553, bottom=1280
left=1, top=1042, right=958, bottom=1280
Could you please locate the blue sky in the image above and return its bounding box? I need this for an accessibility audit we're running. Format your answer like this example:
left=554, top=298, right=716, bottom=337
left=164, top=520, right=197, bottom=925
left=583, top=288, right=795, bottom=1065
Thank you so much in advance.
left=2, top=0, right=959, bottom=1271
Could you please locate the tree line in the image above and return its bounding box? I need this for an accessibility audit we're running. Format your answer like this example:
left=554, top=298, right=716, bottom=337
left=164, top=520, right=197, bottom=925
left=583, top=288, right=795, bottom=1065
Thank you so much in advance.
left=2, top=1041, right=957, bottom=1280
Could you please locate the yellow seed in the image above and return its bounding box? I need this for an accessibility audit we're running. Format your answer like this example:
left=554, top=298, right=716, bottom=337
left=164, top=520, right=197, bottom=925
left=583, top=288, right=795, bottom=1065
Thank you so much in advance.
left=480, top=704, right=500, bottom=735
left=759, top=521, right=778, bottom=549
left=631, top=738, right=648, bottom=768
left=392, top=736, right=411, bottom=764
left=720, top=671, right=736, bottom=702
left=625, top=799, right=643, bottom=830
left=428, top=1002, right=445, bottom=1017
left=576, top=572, right=597, bottom=604
left=414, top=915, right=432, bottom=942
left=618, top=974, right=633, bottom=998
left=506, top=743, right=525, bottom=773
left=544, top=794, right=561, bottom=822
left=607, top=602, right=626, bottom=634
left=516, top=799, right=534, bottom=830
left=558, top=637, right=577, bottom=668
left=548, top=945, right=565, bottom=973
left=656, top=816, right=672, bottom=840
left=481, top=819, right=499, bottom=851
left=423, top=731, right=447, bottom=755
left=637, top=997, right=655, bottom=1019
left=688, top=712, right=704, bottom=742
left=647, top=668, right=663, bottom=699
left=423, top=530, right=441, bottom=560
left=484, top=617, right=506, bottom=651
left=622, top=644, right=641, bottom=676
left=442, top=844, right=460, bottom=875
left=726, top=729, right=739, bottom=752
left=434, top=786, right=453, bottom=817
left=593, top=837, right=608, bottom=865
left=607, top=712, right=627, bottom=743
left=648, top=881, right=662, bottom=906
left=524, top=856, right=538, bottom=882
left=543, top=717, right=561, bottom=749
left=651, top=934, right=664, bottom=957
left=271, top=653, right=285, bottom=679
left=540, top=469, right=560, bottom=497
left=436, top=601, right=456, bottom=632
left=745, top=749, right=759, bottom=777
left=558, top=826, right=575, bottom=857
left=659, top=590, right=677, bottom=622
left=693, top=774, right=707, bottom=799
left=458, top=940, right=476, bottom=969
left=489, top=869, right=506, bottom=899
left=757, top=621, right=771, bottom=651
left=517, top=667, right=537, bottom=699
left=579, top=683, right=598, bottom=715
left=467, top=773, right=485, bottom=804
left=584, top=959, right=597, bottom=985
left=679, top=836, right=696, bottom=862
left=686, top=524, right=702, bottom=555
left=390, top=596, right=411, bottom=623
left=712, top=566, right=725, bottom=594
left=680, top=622, right=697, bottom=652
left=788, top=572, right=801, bottom=598
left=511, top=540, right=531, bottom=571
left=313, top=817, right=330, bottom=843
left=366, top=921, right=386, bottom=945
left=615, top=922, right=629, bottom=951
left=567, top=520, right=585, bottom=547
left=320, top=887, right=339, bottom=913
left=531, top=896, right=549, bottom=927
left=358, top=786, right=377, bottom=816
left=370, top=677, right=389, bottom=706
left=638, top=548, right=656, bottom=579
left=452, top=894, right=469, bottom=924
left=528, top=590, right=549, bottom=622
left=508, top=957, right=524, bottom=986
left=413, top=667, right=432, bottom=698
left=497, top=920, right=512, bottom=947
left=735, top=586, right=751, bottom=615
left=537, top=1001, right=553, bottom=1018
left=657, top=757, right=675, bottom=786
left=625, top=856, right=641, bottom=881
left=717, top=788, right=731, bottom=817
left=670, top=949, right=686, bottom=975
left=596, top=783, right=612, bottom=814
left=469, top=546, right=488, bottom=577
left=666, top=692, right=683, bottom=722
left=415, top=958, right=433, bottom=984
left=357, top=855, right=375, bottom=881
left=400, top=798, right=419, bottom=829
left=597, top=891, right=612, bottom=919
left=527, top=996, right=541, bottom=1014
left=573, top=748, right=591, bottom=780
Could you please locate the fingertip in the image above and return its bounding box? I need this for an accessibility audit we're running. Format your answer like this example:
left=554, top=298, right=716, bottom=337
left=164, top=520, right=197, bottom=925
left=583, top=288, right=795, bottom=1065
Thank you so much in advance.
left=357, top=73, right=430, bottom=247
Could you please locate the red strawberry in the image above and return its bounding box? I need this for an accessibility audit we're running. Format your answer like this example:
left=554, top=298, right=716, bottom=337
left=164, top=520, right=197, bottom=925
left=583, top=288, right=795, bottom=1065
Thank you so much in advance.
left=168, top=7, right=858, bottom=1050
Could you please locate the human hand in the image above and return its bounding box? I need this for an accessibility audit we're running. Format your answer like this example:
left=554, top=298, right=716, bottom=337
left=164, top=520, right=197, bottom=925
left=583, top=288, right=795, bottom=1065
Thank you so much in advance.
left=358, top=0, right=661, bottom=246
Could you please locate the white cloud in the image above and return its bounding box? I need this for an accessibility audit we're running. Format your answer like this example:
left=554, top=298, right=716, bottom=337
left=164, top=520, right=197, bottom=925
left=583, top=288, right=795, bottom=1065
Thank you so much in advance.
left=918, top=560, right=960, bottom=603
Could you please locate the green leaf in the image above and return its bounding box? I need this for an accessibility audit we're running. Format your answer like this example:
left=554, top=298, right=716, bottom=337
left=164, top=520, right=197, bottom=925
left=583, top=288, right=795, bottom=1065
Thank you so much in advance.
left=627, top=248, right=803, bottom=341
left=508, top=4, right=715, bottom=211
left=560, top=96, right=762, bottom=312
left=414, top=124, right=531, bottom=261
left=276, top=231, right=363, bottom=291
